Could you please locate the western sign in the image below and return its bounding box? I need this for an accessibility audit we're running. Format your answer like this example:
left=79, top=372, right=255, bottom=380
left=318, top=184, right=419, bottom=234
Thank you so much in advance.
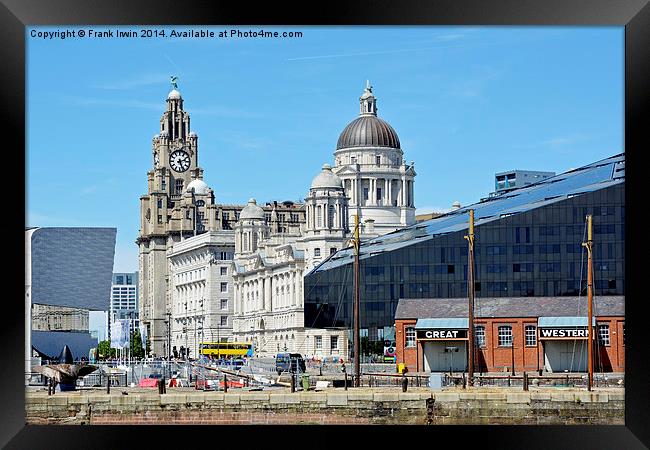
left=539, top=328, right=589, bottom=339
left=416, top=329, right=468, bottom=340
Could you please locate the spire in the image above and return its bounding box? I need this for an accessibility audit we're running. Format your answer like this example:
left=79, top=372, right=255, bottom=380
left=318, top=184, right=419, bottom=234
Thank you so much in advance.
left=359, top=80, right=377, bottom=116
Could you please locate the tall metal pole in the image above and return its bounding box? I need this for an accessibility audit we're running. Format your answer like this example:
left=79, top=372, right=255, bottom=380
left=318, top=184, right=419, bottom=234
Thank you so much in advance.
left=582, top=214, right=594, bottom=391
left=166, top=312, right=172, bottom=379
left=464, top=209, right=475, bottom=387
left=353, top=214, right=361, bottom=388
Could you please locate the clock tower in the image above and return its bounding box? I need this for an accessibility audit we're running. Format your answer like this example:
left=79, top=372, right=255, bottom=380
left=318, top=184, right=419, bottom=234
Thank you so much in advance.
left=137, top=81, right=218, bottom=357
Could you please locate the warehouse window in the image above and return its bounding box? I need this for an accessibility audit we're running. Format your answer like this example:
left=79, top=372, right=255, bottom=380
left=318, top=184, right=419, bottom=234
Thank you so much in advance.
left=315, top=335, right=322, bottom=350
left=475, top=325, right=485, bottom=348
left=498, top=325, right=513, bottom=347
left=598, top=324, right=610, bottom=346
left=525, top=325, right=537, bottom=346
left=405, top=327, right=416, bottom=347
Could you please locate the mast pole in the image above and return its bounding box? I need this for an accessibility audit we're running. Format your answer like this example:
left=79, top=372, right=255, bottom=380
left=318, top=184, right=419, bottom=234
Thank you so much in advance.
left=583, top=214, right=594, bottom=391
left=353, top=214, right=361, bottom=387
left=465, top=210, right=476, bottom=387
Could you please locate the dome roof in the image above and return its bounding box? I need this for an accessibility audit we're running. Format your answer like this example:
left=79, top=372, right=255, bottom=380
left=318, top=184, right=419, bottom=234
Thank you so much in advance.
left=311, top=164, right=343, bottom=189
left=167, top=89, right=182, bottom=100
left=336, top=115, right=401, bottom=150
left=240, top=198, right=265, bottom=220
left=186, top=179, right=209, bottom=195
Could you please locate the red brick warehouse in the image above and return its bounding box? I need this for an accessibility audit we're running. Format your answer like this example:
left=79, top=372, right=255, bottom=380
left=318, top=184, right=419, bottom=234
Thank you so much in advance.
left=395, top=296, right=624, bottom=374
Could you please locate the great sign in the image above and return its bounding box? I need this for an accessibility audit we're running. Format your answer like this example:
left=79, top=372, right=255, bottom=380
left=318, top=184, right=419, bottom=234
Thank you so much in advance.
left=539, top=328, right=589, bottom=339
left=416, top=329, right=468, bottom=340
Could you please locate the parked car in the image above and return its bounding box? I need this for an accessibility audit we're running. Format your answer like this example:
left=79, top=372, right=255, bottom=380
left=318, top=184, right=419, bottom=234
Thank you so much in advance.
left=275, top=353, right=306, bottom=375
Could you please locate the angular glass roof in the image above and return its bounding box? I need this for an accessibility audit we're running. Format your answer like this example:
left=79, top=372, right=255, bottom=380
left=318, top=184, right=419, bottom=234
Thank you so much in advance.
left=311, top=153, right=624, bottom=274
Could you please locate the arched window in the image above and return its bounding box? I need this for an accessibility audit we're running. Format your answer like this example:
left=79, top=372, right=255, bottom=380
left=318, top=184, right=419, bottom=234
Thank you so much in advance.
left=317, top=205, right=322, bottom=228
left=328, top=205, right=335, bottom=228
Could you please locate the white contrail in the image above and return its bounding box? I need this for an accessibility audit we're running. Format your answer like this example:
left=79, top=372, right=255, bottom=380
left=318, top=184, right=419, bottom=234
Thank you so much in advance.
left=164, top=53, right=184, bottom=76
left=286, top=43, right=476, bottom=62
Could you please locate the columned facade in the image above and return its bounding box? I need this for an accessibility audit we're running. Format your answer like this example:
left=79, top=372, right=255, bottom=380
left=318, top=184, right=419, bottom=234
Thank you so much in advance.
left=333, top=82, right=416, bottom=236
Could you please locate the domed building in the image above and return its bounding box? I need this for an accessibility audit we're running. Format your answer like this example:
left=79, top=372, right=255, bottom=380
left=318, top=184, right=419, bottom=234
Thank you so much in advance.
left=303, top=164, right=350, bottom=272
left=333, top=81, right=416, bottom=236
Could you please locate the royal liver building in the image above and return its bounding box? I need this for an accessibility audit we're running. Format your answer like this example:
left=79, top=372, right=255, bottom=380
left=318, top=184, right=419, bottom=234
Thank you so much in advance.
left=138, top=81, right=415, bottom=358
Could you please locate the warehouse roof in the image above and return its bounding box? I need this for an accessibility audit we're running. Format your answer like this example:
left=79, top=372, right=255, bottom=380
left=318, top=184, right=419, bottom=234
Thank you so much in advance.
left=395, top=296, right=624, bottom=320
left=311, top=153, right=624, bottom=275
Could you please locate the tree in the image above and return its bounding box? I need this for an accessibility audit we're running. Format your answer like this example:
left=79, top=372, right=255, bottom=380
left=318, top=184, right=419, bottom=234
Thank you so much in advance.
left=97, top=340, right=116, bottom=359
left=130, top=329, right=145, bottom=359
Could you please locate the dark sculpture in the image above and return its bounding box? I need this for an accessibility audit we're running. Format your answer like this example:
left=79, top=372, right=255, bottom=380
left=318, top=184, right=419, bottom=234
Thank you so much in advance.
left=33, top=345, right=98, bottom=391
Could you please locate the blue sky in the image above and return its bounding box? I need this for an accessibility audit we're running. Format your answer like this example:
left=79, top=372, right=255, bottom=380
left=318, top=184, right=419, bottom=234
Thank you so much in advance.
left=26, top=26, right=624, bottom=273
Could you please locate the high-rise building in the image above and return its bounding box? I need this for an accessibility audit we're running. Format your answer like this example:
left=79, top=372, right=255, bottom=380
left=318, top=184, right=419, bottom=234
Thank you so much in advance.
left=110, top=272, right=139, bottom=335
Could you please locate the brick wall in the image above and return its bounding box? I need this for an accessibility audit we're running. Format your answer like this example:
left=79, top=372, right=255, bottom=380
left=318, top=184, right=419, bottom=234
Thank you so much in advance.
left=396, top=316, right=624, bottom=374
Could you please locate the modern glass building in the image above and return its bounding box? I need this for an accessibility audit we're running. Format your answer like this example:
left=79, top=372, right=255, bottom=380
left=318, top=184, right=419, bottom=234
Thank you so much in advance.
left=304, top=154, right=625, bottom=343
left=25, top=227, right=117, bottom=378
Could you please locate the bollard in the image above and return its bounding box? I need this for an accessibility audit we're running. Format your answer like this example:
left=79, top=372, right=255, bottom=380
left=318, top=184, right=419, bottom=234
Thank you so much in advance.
left=223, top=374, right=228, bottom=393
left=462, top=373, right=466, bottom=390
left=426, top=396, right=435, bottom=425
left=402, top=375, right=408, bottom=392
left=507, top=376, right=511, bottom=387
left=48, top=379, right=52, bottom=396
left=290, top=374, right=295, bottom=393
left=523, top=372, right=529, bottom=391
left=107, top=376, right=111, bottom=394
left=161, top=377, right=166, bottom=394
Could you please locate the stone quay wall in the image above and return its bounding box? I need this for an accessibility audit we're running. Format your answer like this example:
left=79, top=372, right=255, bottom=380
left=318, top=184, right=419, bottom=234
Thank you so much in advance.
left=25, top=388, right=624, bottom=425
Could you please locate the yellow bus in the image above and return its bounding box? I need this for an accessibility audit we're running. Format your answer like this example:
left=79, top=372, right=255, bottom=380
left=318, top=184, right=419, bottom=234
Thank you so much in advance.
left=199, top=342, right=253, bottom=358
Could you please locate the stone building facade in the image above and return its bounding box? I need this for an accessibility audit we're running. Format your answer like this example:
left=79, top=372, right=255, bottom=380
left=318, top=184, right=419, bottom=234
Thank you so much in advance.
left=139, top=82, right=413, bottom=359
left=231, top=83, right=414, bottom=358
left=167, top=231, right=237, bottom=359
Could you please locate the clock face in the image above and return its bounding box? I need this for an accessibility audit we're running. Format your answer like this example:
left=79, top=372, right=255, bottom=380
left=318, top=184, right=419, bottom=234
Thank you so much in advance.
left=169, top=150, right=190, bottom=172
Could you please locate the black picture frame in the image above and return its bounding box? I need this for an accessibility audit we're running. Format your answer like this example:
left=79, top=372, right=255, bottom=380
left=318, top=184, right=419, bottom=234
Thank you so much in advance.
left=3, top=0, right=648, bottom=448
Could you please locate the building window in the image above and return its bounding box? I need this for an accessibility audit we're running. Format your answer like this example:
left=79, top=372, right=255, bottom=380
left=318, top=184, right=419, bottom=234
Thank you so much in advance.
left=314, top=248, right=321, bottom=257
left=405, top=327, right=416, bottom=347
left=525, top=325, right=537, bottom=346
left=175, top=179, right=184, bottom=195
left=376, top=155, right=381, bottom=165
left=598, top=324, right=610, bottom=346
left=328, top=205, right=335, bottom=228
left=330, top=335, right=338, bottom=350
left=220, top=316, right=228, bottom=326
left=330, top=247, right=337, bottom=255
left=158, top=215, right=163, bottom=224
left=290, top=213, right=299, bottom=223
left=220, top=299, right=228, bottom=310
left=363, top=188, right=369, bottom=201
left=376, top=187, right=382, bottom=202
left=498, top=325, right=513, bottom=347
left=220, top=267, right=228, bottom=276
left=475, top=325, right=485, bottom=347
left=220, top=282, right=228, bottom=292
left=315, top=336, right=322, bottom=350
left=157, top=199, right=163, bottom=208
left=317, top=206, right=322, bottom=227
